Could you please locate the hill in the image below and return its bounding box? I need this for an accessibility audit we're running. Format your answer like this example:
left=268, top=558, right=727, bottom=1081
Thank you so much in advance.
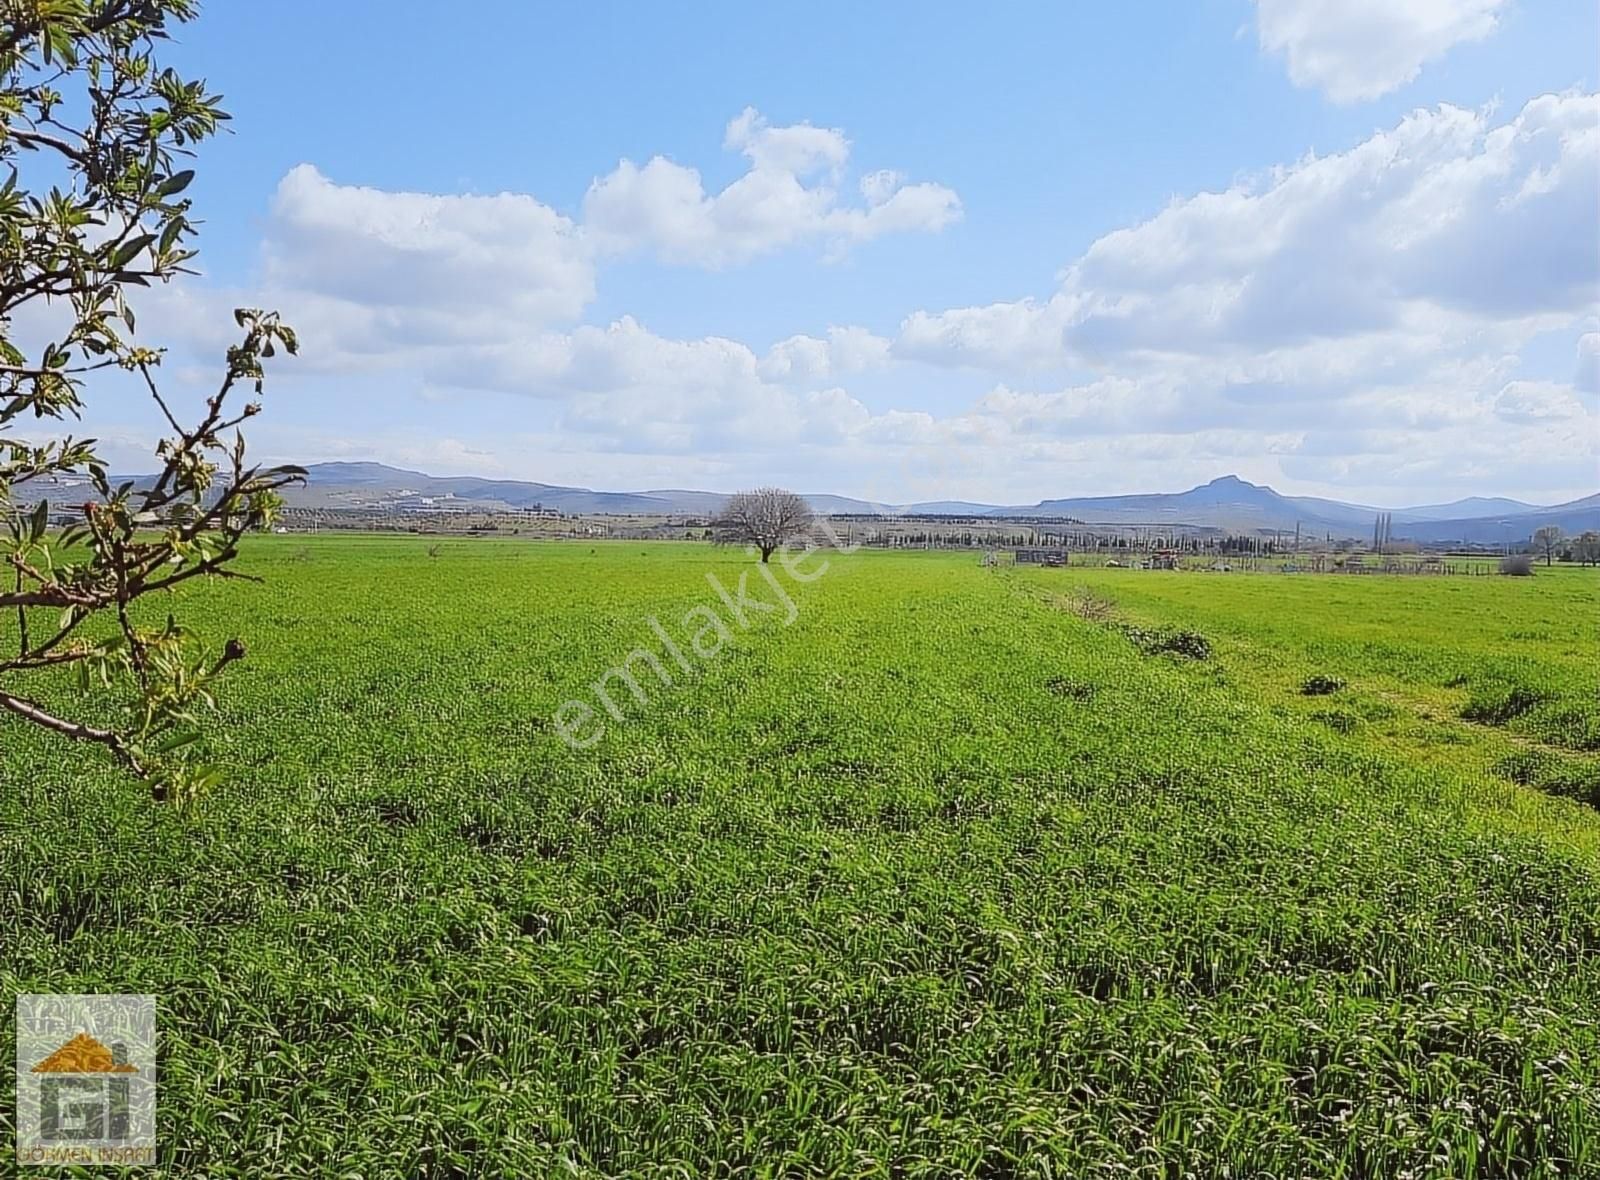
left=1003, top=475, right=1353, bottom=534
left=1397, top=505, right=1600, bottom=545
left=1394, top=496, right=1542, bottom=521
left=72, top=461, right=1595, bottom=541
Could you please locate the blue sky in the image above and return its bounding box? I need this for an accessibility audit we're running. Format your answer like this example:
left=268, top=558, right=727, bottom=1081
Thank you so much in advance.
left=83, top=0, right=1600, bottom=504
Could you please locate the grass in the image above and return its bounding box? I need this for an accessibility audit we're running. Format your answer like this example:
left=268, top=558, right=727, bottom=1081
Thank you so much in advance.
left=2, top=537, right=1599, bottom=1176
left=1023, top=561, right=1600, bottom=757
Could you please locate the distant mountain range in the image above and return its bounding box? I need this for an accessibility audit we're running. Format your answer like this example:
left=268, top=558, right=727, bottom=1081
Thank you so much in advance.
left=263, top=463, right=1600, bottom=544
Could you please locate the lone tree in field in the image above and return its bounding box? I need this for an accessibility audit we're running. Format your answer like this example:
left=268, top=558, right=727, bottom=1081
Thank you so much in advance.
left=1, top=2, right=299, bottom=802
left=1531, top=525, right=1564, bottom=567
left=712, top=487, right=814, bottom=562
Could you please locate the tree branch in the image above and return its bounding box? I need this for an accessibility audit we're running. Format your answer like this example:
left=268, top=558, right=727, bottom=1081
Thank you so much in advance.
left=0, top=687, right=139, bottom=771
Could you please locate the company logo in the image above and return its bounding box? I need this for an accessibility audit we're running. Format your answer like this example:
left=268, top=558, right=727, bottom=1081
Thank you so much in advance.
left=15, top=995, right=156, bottom=1167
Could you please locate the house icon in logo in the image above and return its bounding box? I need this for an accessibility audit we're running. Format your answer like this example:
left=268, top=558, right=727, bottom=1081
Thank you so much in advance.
left=30, top=1033, right=139, bottom=1141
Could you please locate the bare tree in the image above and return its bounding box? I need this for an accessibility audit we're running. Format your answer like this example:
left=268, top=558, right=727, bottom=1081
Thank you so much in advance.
left=1532, top=525, right=1564, bottom=567
left=712, top=488, right=814, bottom=562
left=1573, top=530, right=1600, bottom=567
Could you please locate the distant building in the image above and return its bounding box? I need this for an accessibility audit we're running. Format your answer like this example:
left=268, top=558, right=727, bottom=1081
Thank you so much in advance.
left=1014, top=548, right=1068, bottom=567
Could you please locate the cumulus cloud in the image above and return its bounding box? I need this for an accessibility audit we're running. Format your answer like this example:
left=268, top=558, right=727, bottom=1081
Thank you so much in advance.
left=975, top=377, right=1180, bottom=437
left=1255, top=0, right=1507, bottom=103
left=241, top=108, right=959, bottom=369
left=853, top=91, right=1599, bottom=500
left=1493, top=380, right=1590, bottom=423
left=759, top=326, right=892, bottom=383
left=508, top=317, right=762, bottom=401
left=114, top=94, right=1592, bottom=506
left=1068, top=93, right=1594, bottom=354
left=724, top=107, right=848, bottom=174
left=201, top=104, right=956, bottom=381
left=267, top=164, right=594, bottom=347
left=895, top=297, right=1072, bottom=371
left=582, top=107, right=961, bottom=266
left=376, top=316, right=874, bottom=459
left=901, top=93, right=1599, bottom=379
left=1576, top=333, right=1600, bottom=394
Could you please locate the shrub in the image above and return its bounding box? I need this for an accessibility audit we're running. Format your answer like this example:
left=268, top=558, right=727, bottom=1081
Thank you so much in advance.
left=1493, top=751, right=1600, bottom=808
left=1301, top=674, right=1345, bottom=696
left=1046, top=677, right=1097, bottom=700
left=1528, top=703, right=1600, bottom=753
left=1461, top=680, right=1550, bottom=726
left=1155, top=630, right=1212, bottom=660
left=1494, top=750, right=1545, bottom=786
left=1498, top=554, right=1535, bottom=576
left=1119, top=625, right=1211, bottom=660
left=1312, top=710, right=1359, bottom=734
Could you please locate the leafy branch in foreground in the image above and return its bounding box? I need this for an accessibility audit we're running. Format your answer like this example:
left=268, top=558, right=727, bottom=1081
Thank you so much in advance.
left=1, top=1, right=300, bottom=801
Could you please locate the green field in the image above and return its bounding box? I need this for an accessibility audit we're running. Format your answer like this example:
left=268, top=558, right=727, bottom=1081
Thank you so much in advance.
left=1017, top=563, right=1600, bottom=803
left=3, top=538, right=1599, bottom=1177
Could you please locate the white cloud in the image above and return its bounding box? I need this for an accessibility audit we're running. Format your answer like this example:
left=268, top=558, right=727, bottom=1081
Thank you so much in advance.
left=759, top=326, right=892, bottom=383
left=1255, top=0, right=1507, bottom=103
left=760, top=334, right=832, bottom=384
left=848, top=92, right=1600, bottom=502
left=172, top=106, right=955, bottom=380
left=723, top=107, right=849, bottom=175
left=901, top=93, right=1599, bottom=380
left=1576, top=333, right=1600, bottom=394
left=1067, top=93, right=1595, bottom=354
left=582, top=107, right=960, bottom=266
left=859, top=169, right=904, bottom=205
left=975, top=377, right=1179, bottom=436
left=102, top=95, right=1593, bottom=507
left=513, top=317, right=762, bottom=403
left=895, top=297, right=1071, bottom=371
left=1493, top=379, right=1589, bottom=423
left=267, top=164, right=594, bottom=345
left=256, top=106, right=959, bottom=361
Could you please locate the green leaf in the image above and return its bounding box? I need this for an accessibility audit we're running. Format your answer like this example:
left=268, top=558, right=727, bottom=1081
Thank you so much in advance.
left=149, top=729, right=201, bottom=756
left=158, top=216, right=187, bottom=255
left=109, top=234, right=157, bottom=271
left=155, top=170, right=195, bottom=198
